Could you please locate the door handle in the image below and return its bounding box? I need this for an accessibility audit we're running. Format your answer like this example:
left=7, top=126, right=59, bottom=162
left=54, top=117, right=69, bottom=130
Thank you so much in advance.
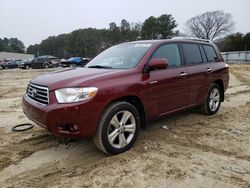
left=149, top=80, right=158, bottom=84
left=207, top=68, right=212, bottom=73
left=180, top=72, right=187, bottom=77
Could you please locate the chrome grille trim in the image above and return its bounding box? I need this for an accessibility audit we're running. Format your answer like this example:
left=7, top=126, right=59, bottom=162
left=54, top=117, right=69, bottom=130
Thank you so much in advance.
left=27, top=83, right=49, bottom=106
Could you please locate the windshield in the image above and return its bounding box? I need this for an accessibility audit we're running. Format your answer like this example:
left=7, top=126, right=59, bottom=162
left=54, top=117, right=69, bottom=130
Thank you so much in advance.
left=87, top=43, right=152, bottom=69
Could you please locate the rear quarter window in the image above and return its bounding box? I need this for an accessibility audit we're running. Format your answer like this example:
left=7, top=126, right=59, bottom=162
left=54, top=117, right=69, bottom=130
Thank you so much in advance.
left=203, top=45, right=218, bottom=62
left=182, top=43, right=202, bottom=65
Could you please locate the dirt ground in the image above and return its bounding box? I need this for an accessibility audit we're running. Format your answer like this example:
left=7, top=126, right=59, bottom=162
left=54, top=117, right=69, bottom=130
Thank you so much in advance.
left=0, top=65, right=250, bottom=188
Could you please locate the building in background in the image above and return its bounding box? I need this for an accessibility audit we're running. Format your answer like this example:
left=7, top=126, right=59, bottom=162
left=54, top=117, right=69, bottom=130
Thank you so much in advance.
left=221, top=51, right=250, bottom=63
left=0, top=51, right=34, bottom=60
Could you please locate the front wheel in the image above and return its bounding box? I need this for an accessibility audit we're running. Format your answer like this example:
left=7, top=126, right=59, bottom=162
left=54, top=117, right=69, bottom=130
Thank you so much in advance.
left=25, top=65, right=30, bottom=69
left=201, top=83, right=222, bottom=115
left=44, top=63, right=49, bottom=69
left=93, top=102, right=141, bottom=155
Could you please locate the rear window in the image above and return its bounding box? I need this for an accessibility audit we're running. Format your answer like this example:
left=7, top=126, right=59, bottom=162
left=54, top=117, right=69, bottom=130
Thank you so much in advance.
left=182, top=43, right=202, bottom=64
left=203, top=45, right=218, bottom=62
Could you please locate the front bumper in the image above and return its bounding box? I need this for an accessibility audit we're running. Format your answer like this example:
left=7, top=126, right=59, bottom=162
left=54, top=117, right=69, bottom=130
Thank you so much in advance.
left=22, top=94, right=102, bottom=139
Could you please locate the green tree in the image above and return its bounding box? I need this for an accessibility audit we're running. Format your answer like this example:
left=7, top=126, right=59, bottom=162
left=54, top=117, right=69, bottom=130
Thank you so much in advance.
left=0, top=37, right=25, bottom=53
left=244, top=33, right=250, bottom=51
left=0, top=39, right=4, bottom=51
left=25, top=16, right=178, bottom=58
left=129, top=22, right=142, bottom=41
left=26, top=44, right=40, bottom=56
left=120, top=19, right=130, bottom=42
left=108, top=22, right=121, bottom=45
left=141, top=14, right=178, bottom=39
left=9, top=38, right=25, bottom=53
left=141, top=16, right=158, bottom=39
left=157, top=14, right=178, bottom=38
left=217, top=32, right=250, bottom=52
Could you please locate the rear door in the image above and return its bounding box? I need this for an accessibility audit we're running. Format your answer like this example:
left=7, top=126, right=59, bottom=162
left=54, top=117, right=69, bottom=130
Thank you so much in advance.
left=147, top=43, right=188, bottom=117
left=181, top=42, right=210, bottom=106
left=202, top=44, right=221, bottom=84
left=37, top=58, right=45, bottom=68
left=31, top=58, right=38, bottom=68
left=10, top=61, right=18, bottom=68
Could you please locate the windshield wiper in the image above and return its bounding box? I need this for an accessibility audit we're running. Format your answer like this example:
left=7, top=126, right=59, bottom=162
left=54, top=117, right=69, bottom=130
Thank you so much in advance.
left=87, top=65, right=113, bottom=69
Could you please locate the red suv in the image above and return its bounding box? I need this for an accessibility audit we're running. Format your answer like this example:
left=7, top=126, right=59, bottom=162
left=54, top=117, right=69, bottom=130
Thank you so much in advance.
left=23, top=38, right=229, bottom=154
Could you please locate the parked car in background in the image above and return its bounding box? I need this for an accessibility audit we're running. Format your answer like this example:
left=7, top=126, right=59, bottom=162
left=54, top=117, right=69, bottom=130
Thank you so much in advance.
left=0, top=60, right=6, bottom=70
left=3, top=58, right=13, bottom=63
left=0, top=59, right=22, bottom=69
left=61, top=57, right=90, bottom=67
left=51, top=59, right=61, bottom=67
left=19, top=59, right=32, bottom=69
left=15, top=59, right=23, bottom=66
left=5, top=60, right=19, bottom=69
left=23, top=38, right=229, bottom=154
left=19, top=56, right=58, bottom=69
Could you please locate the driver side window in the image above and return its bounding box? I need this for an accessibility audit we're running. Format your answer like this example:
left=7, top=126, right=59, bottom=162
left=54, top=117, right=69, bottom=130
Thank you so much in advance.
left=152, top=44, right=182, bottom=67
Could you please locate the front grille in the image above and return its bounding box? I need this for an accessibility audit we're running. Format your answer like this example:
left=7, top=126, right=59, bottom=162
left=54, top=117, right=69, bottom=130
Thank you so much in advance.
left=27, top=83, right=49, bottom=105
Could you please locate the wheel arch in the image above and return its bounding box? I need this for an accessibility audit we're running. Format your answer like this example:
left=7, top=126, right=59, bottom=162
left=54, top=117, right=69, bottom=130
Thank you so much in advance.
left=105, top=95, right=147, bottom=129
left=43, top=62, right=50, bottom=67
left=213, top=79, right=224, bottom=102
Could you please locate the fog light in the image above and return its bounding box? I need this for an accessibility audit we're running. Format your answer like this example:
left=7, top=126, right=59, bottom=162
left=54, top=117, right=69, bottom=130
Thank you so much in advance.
left=69, top=124, right=80, bottom=132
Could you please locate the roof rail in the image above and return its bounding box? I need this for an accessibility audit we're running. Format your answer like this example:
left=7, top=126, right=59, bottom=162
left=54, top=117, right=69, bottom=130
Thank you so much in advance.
left=172, top=37, right=212, bottom=43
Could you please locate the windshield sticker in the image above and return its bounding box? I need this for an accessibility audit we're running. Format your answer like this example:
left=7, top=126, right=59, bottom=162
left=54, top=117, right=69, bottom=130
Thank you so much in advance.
left=134, top=44, right=152, bottom=47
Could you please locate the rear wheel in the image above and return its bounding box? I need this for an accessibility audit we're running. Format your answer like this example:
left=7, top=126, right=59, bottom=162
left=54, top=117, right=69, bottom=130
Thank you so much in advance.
left=94, top=102, right=140, bottom=155
left=0, top=65, right=3, bottom=70
left=201, top=83, right=222, bottom=115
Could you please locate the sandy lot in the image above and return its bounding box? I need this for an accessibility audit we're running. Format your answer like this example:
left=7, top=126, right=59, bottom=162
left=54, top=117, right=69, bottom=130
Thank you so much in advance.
left=0, top=65, right=250, bottom=188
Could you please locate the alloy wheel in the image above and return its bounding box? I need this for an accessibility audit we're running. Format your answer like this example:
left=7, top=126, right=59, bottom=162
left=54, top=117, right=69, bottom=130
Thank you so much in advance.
left=209, top=88, right=220, bottom=112
left=107, top=110, right=136, bottom=149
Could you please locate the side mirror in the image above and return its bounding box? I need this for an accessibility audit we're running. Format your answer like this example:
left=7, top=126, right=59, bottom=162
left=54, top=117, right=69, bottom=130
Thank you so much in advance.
left=148, top=58, right=168, bottom=71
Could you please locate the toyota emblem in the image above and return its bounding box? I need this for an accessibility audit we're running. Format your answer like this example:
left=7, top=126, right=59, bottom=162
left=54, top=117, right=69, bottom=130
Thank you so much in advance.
left=31, top=88, right=37, bottom=98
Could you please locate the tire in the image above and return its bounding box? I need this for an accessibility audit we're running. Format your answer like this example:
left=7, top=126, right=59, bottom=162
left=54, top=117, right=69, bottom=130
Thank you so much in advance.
left=201, top=83, right=222, bottom=115
left=44, top=63, right=49, bottom=69
left=25, top=65, right=30, bottom=69
left=0, top=65, right=3, bottom=70
left=93, top=102, right=141, bottom=155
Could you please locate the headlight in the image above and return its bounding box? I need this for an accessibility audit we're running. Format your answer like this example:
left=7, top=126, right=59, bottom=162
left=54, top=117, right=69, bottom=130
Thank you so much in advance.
left=55, top=87, right=98, bottom=103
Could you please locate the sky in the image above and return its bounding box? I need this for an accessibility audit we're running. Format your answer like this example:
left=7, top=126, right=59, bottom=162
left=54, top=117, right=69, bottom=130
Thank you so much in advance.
left=0, top=0, right=250, bottom=47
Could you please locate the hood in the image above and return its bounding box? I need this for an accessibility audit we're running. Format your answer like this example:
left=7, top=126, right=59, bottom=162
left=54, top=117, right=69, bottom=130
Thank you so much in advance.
left=31, top=67, right=125, bottom=90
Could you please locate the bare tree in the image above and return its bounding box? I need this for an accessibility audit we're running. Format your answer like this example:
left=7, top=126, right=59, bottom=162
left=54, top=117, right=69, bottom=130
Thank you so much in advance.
left=185, top=10, right=234, bottom=41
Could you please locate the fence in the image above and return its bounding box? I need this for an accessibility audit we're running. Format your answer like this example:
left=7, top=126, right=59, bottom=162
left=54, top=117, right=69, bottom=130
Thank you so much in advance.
left=221, top=51, right=250, bottom=63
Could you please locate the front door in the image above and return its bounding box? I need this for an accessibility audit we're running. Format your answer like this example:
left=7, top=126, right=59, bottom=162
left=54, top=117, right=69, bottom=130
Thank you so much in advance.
left=146, top=43, right=188, bottom=117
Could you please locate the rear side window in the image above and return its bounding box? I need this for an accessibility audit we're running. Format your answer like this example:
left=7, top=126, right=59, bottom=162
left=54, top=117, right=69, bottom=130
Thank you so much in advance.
left=152, top=44, right=181, bottom=67
left=203, top=45, right=218, bottom=62
left=182, top=43, right=202, bottom=64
